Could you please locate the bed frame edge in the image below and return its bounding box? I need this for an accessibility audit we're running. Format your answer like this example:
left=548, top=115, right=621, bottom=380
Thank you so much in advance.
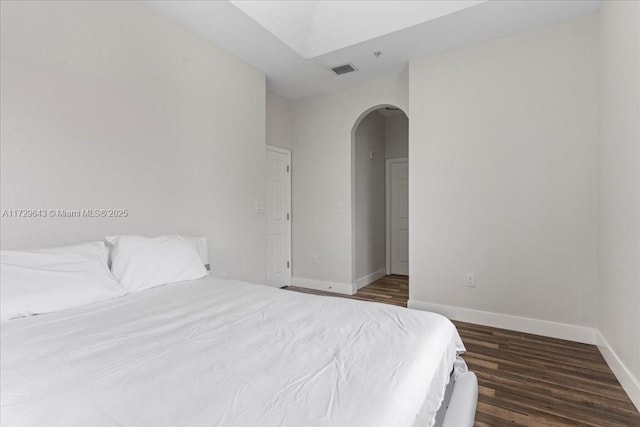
left=440, top=371, right=478, bottom=427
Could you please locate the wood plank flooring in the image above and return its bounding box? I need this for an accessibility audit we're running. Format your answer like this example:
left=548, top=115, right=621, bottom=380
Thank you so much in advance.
left=286, top=274, right=408, bottom=306
left=285, top=275, right=640, bottom=426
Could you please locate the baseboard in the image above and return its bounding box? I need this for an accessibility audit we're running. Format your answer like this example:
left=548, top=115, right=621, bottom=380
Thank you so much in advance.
left=407, top=300, right=597, bottom=345
left=597, top=331, right=640, bottom=411
left=354, top=268, right=386, bottom=290
left=291, top=277, right=354, bottom=295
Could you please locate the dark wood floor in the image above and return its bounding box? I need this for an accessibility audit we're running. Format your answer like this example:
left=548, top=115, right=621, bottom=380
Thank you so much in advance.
left=285, top=275, right=640, bottom=427
left=287, top=274, right=408, bottom=306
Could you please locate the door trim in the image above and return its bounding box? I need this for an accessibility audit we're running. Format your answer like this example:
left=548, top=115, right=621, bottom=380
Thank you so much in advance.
left=265, top=145, right=292, bottom=287
left=386, top=157, right=408, bottom=275
left=266, top=145, right=291, bottom=157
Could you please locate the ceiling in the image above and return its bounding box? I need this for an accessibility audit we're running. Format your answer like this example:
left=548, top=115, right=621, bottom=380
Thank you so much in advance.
left=228, top=1, right=485, bottom=59
left=142, top=0, right=601, bottom=100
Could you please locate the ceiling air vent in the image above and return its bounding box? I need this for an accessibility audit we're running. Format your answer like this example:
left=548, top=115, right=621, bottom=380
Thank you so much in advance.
left=330, top=63, right=358, bottom=76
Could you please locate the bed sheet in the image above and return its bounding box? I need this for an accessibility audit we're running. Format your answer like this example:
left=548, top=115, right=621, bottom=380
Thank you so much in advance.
left=1, top=276, right=466, bottom=427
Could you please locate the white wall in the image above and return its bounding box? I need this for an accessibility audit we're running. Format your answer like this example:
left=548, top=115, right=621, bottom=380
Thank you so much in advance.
left=597, top=0, right=640, bottom=409
left=266, top=90, right=293, bottom=151
left=354, top=111, right=386, bottom=284
left=385, top=114, right=409, bottom=160
left=0, top=1, right=267, bottom=283
left=408, top=15, right=599, bottom=340
left=291, top=75, right=408, bottom=292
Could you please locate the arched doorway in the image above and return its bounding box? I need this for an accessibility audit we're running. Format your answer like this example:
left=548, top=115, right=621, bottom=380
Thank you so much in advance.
left=351, top=105, right=408, bottom=294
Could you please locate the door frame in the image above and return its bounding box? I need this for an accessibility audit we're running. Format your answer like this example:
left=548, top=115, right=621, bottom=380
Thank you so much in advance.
left=265, top=145, right=292, bottom=287
left=386, top=157, right=408, bottom=275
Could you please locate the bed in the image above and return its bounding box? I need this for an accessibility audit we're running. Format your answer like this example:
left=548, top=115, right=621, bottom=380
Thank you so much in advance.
left=0, top=237, right=477, bottom=427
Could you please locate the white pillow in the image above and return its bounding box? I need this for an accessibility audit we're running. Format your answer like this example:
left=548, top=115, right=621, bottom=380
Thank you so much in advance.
left=0, top=241, right=125, bottom=321
left=106, top=235, right=208, bottom=292
left=183, top=235, right=209, bottom=269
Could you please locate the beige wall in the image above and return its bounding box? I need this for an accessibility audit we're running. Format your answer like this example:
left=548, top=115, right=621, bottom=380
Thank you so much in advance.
left=385, top=114, right=409, bottom=160
left=0, top=1, right=267, bottom=283
left=290, top=75, right=408, bottom=291
left=266, top=90, right=293, bottom=151
left=354, top=112, right=386, bottom=282
left=408, top=14, right=599, bottom=339
left=597, top=0, right=640, bottom=408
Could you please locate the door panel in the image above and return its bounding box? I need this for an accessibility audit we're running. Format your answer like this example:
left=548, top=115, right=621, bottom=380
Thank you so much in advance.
left=390, top=161, right=409, bottom=275
left=265, top=147, right=291, bottom=287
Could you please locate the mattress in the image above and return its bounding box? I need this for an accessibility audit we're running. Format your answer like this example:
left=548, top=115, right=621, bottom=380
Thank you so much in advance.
left=1, top=276, right=467, bottom=427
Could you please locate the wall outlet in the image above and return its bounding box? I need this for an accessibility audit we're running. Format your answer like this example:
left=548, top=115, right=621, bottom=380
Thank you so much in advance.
left=311, top=255, right=318, bottom=264
left=466, top=273, right=476, bottom=287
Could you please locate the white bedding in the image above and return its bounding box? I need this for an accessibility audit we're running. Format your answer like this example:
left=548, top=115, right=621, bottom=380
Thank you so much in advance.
left=1, top=276, right=466, bottom=427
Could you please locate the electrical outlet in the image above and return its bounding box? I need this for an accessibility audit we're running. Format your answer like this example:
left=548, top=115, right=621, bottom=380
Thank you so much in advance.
left=466, top=273, right=475, bottom=287
left=311, top=255, right=318, bottom=264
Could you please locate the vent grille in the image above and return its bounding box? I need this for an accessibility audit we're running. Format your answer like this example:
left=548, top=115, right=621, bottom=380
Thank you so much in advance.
left=331, top=63, right=357, bottom=75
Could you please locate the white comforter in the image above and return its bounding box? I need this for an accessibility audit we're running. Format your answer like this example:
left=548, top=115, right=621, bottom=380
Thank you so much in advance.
left=1, top=276, right=466, bottom=427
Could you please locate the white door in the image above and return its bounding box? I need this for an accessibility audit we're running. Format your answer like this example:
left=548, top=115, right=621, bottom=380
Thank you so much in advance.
left=265, top=146, right=291, bottom=287
left=387, top=159, right=409, bottom=275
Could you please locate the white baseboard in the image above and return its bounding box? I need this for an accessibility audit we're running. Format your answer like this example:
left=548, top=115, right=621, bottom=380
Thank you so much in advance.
left=354, top=268, right=386, bottom=290
left=291, top=277, right=354, bottom=295
left=407, top=300, right=597, bottom=345
left=264, top=282, right=287, bottom=288
left=597, top=331, right=640, bottom=411
left=399, top=299, right=639, bottom=410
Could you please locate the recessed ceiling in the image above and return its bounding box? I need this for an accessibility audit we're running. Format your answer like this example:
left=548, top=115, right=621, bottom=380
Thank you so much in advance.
left=228, top=0, right=485, bottom=59
left=142, top=0, right=601, bottom=100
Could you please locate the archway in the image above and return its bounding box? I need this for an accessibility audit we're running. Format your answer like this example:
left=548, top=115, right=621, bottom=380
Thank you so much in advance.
left=351, top=105, right=409, bottom=297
